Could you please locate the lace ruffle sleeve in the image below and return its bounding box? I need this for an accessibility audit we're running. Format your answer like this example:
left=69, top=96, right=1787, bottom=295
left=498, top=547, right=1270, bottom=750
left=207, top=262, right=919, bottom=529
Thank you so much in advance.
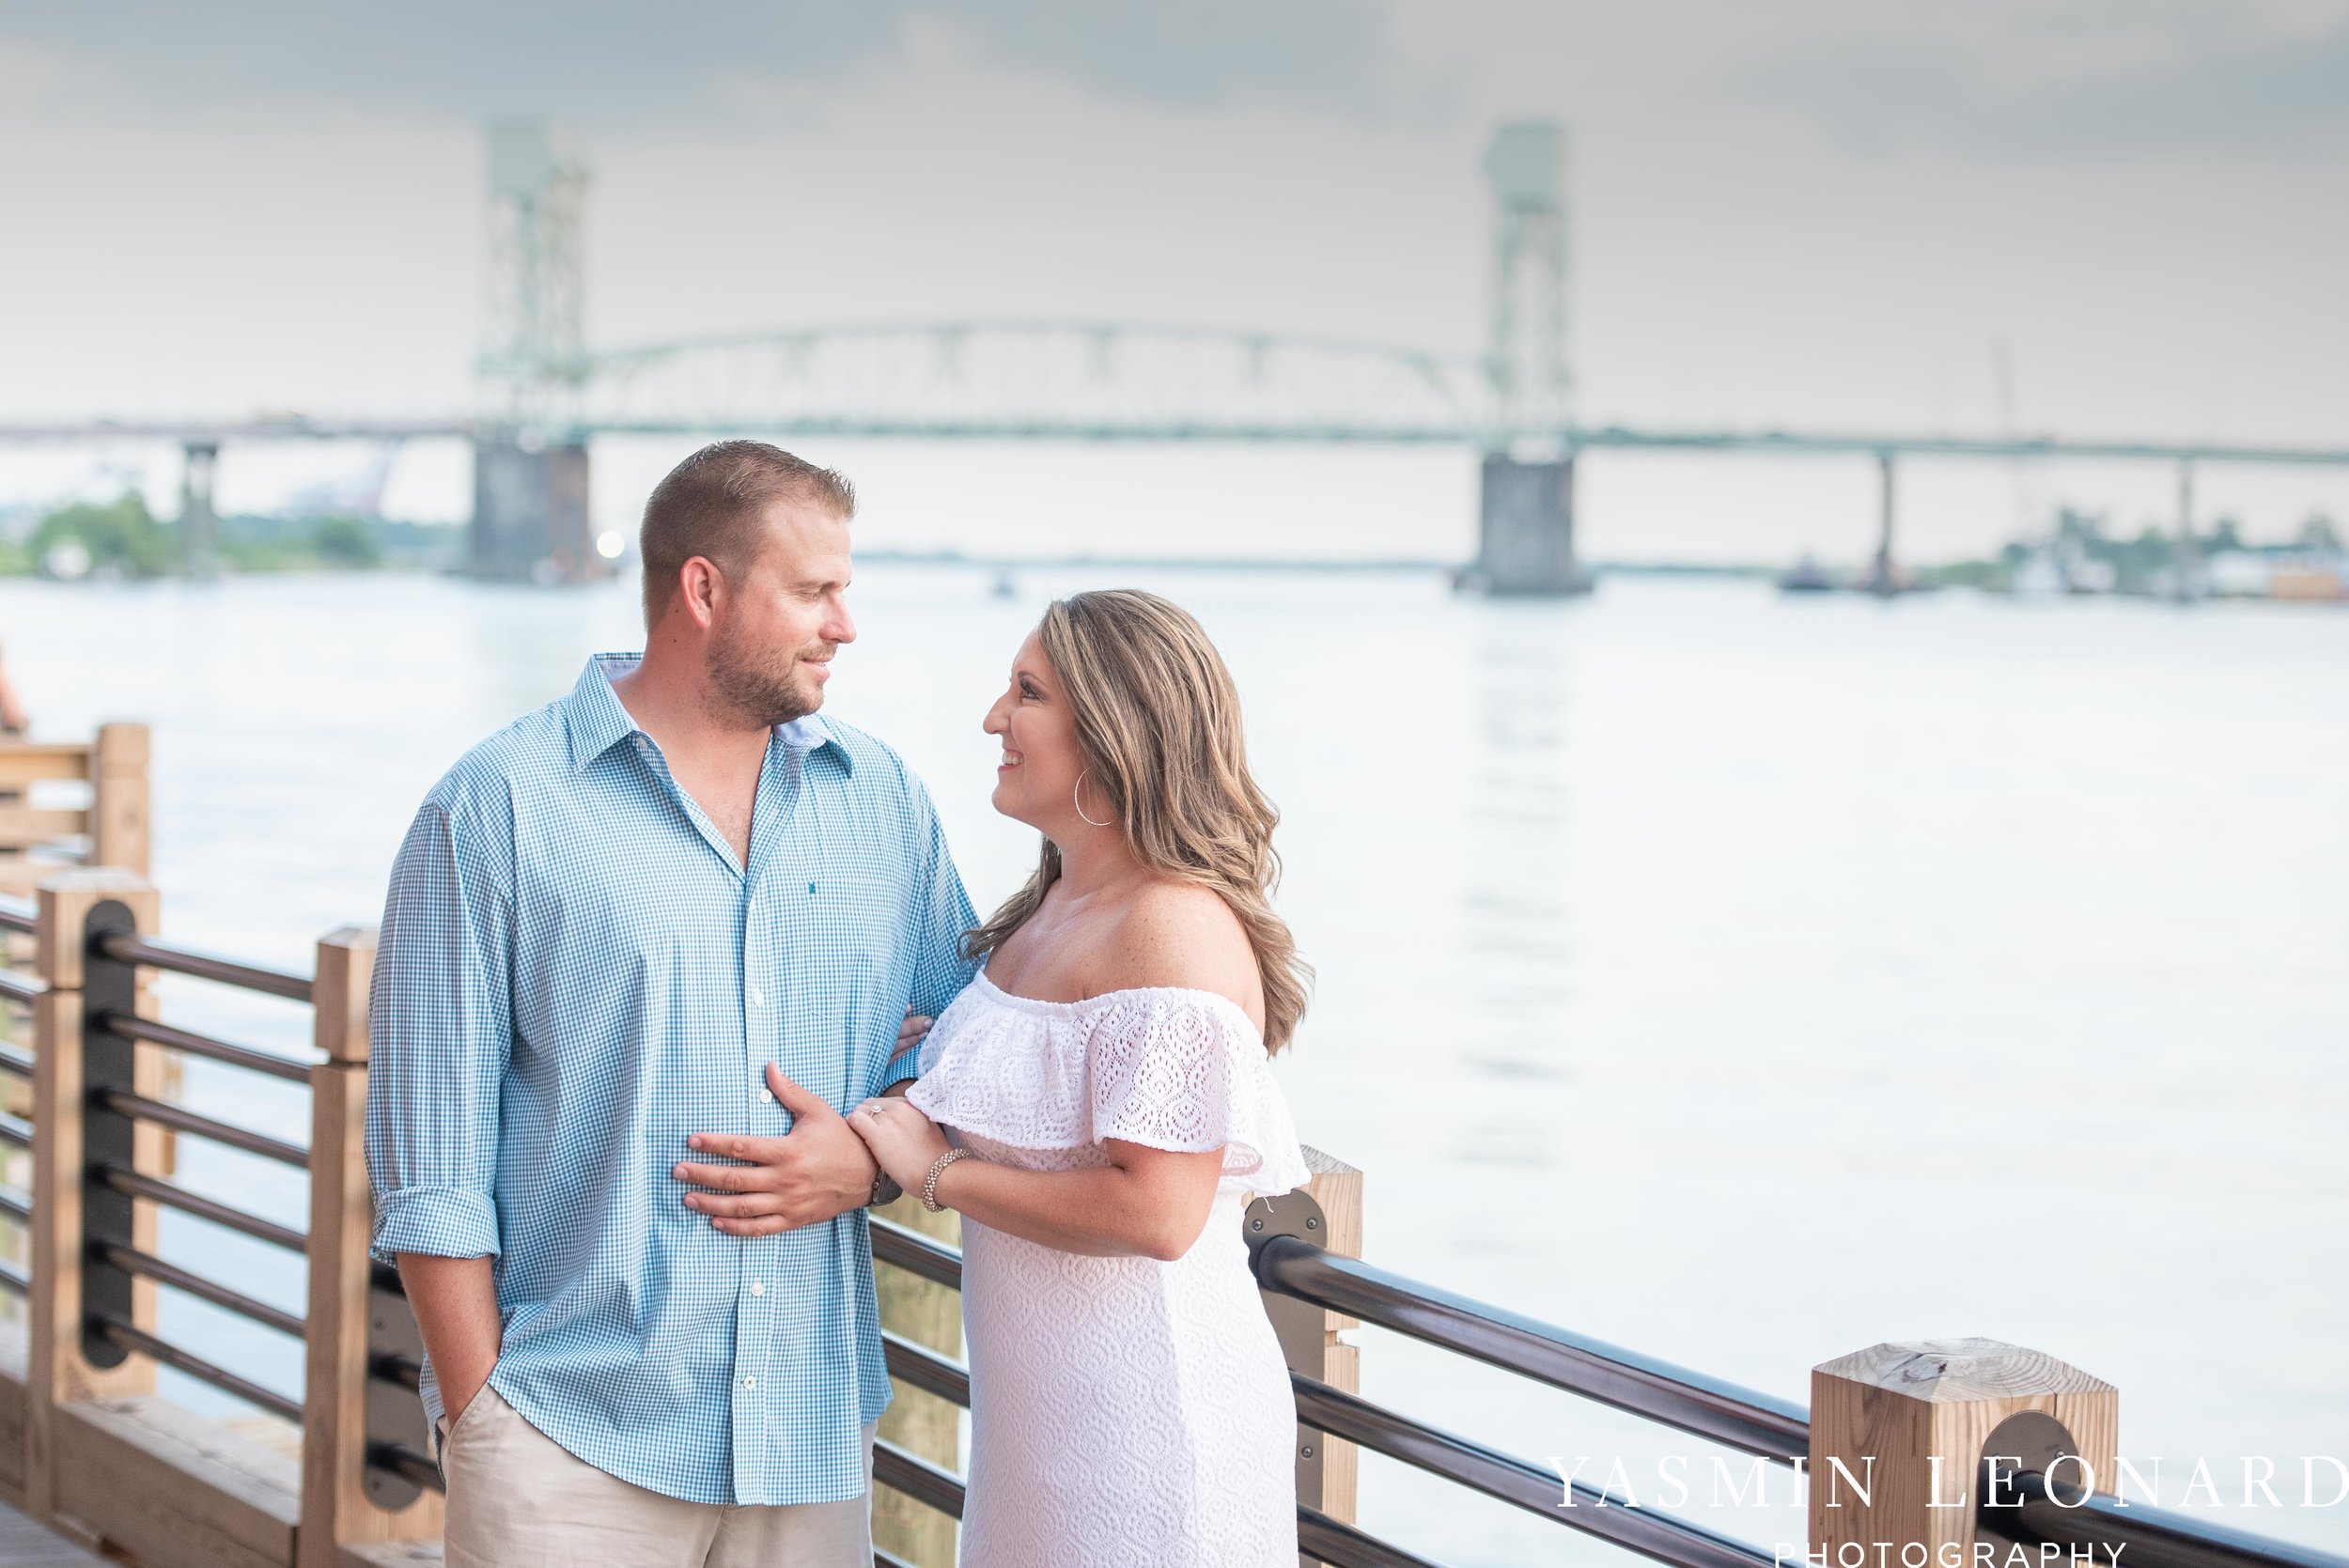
left=1086, top=991, right=1311, bottom=1195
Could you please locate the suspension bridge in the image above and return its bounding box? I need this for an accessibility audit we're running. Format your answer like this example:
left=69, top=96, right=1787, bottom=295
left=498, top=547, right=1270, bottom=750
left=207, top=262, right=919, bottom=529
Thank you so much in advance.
left=4, top=123, right=2344, bottom=593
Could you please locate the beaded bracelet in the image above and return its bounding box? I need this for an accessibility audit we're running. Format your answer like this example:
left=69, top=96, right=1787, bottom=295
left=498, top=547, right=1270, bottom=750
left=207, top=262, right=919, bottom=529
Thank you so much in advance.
left=921, top=1146, right=971, bottom=1212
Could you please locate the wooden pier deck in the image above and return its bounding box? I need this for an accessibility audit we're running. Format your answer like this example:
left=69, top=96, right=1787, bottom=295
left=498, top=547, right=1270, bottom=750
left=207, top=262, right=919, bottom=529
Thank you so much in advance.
left=0, top=1322, right=101, bottom=1566
left=0, top=1494, right=112, bottom=1567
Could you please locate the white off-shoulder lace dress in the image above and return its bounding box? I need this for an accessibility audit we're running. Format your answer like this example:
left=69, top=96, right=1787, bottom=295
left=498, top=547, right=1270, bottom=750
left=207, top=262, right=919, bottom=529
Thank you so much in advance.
left=905, top=968, right=1313, bottom=1568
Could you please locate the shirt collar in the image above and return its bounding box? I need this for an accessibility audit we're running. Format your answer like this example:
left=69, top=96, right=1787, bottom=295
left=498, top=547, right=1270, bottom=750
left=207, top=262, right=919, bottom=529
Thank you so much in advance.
left=563, top=653, right=853, bottom=775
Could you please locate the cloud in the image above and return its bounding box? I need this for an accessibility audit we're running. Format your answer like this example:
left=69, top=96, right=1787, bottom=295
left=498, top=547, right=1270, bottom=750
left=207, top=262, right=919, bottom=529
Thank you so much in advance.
left=0, top=0, right=1432, bottom=128
left=1733, top=9, right=2349, bottom=161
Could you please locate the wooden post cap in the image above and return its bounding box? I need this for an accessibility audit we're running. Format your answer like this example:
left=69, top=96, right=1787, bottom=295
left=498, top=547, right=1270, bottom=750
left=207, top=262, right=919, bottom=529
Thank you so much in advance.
left=313, top=924, right=379, bottom=1063
left=1811, top=1339, right=2117, bottom=1568
left=36, top=868, right=157, bottom=989
left=93, top=722, right=150, bottom=769
left=1816, top=1338, right=2115, bottom=1403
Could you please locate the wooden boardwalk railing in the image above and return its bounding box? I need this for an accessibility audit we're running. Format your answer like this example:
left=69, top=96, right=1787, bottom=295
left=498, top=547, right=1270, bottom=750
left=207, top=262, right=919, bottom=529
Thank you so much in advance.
left=0, top=847, right=2342, bottom=1568
left=0, top=724, right=149, bottom=899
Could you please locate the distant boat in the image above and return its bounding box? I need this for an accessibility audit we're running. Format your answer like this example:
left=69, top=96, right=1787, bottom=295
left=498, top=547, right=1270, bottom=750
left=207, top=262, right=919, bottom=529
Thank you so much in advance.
left=1777, top=554, right=1836, bottom=593
left=2271, top=561, right=2349, bottom=602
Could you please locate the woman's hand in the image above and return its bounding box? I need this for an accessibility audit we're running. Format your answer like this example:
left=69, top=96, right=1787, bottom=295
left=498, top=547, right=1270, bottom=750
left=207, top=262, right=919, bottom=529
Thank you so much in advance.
left=848, top=1095, right=951, bottom=1194
left=893, top=1007, right=933, bottom=1064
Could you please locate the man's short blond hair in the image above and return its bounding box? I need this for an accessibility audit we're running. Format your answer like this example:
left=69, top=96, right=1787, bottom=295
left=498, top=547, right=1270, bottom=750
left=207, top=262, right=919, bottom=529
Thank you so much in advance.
left=638, top=441, right=854, bottom=628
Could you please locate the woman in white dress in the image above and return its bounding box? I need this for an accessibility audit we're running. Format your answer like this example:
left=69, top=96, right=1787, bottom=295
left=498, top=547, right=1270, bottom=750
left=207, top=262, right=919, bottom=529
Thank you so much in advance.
left=847, top=588, right=1313, bottom=1568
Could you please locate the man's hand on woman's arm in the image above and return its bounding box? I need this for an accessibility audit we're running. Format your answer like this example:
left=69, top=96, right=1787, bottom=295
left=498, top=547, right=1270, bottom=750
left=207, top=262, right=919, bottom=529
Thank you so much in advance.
left=673, top=1007, right=934, bottom=1233
left=397, top=1253, right=501, bottom=1431
left=675, top=1063, right=881, bottom=1234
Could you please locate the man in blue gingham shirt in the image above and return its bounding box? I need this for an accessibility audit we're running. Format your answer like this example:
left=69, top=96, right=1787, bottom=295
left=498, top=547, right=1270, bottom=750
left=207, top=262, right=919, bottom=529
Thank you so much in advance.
left=367, top=442, right=976, bottom=1564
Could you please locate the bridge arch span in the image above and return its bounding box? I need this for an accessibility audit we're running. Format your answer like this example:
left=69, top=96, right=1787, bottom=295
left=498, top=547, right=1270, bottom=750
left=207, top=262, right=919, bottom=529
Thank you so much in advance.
left=564, top=320, right=1508, bottom=444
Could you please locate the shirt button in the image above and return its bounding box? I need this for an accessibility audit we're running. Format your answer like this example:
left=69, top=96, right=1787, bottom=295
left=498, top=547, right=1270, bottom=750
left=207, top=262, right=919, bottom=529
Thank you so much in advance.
left=757, top=1086, right=773, bottom=1102
left=751, top=1281, right=765, bottom=1296
left=742, top=1375, right=756, bottom=1389
left=748, top=987, right=765, bottom=1007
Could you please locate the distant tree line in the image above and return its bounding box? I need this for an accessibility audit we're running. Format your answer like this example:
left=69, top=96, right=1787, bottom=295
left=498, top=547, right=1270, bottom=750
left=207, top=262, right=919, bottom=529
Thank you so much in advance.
left=1927, top=507, right=2342, bottom=592
left=1, top=493, right=460, bottom=578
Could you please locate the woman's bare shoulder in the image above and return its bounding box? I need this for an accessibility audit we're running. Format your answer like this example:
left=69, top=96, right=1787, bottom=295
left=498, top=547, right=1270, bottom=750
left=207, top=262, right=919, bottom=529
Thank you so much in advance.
left=1099, top=881, right=1264, bottom=1026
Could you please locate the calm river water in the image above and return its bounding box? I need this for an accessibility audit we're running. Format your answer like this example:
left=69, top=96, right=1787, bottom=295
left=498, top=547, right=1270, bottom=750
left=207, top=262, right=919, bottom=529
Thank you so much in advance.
left=1, top=567, right=2342, bottom=1565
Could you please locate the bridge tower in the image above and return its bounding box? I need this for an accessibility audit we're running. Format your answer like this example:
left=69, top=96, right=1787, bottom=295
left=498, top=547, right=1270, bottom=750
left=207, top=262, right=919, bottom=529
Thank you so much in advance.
left=1469, top=121, right=1588, bottom=596
left=177, top=441, right=221, bottom=578
left=471, top=121, right=597, bottom=582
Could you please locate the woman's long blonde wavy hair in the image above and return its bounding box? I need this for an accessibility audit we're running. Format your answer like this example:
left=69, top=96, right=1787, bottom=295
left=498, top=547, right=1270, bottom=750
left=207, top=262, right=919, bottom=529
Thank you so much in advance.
left=962, top=589, right=1312, bottom=1052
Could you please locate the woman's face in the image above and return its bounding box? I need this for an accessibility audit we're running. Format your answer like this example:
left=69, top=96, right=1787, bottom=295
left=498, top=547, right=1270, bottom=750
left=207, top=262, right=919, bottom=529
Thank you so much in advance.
left=983, top=629, right=1095, bottom=835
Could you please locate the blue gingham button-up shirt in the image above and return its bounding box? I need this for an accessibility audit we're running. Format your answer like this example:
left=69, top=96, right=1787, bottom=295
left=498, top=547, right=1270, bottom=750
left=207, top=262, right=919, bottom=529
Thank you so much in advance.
left=366, top=653, right=977, bottom=1506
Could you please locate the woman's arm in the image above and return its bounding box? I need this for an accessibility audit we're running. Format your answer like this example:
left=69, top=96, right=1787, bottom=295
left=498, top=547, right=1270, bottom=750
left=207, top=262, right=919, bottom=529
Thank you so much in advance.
left=938, top=1140, right=1222, bottom=1261
left=850, top=1097, right=1222, bottom=1262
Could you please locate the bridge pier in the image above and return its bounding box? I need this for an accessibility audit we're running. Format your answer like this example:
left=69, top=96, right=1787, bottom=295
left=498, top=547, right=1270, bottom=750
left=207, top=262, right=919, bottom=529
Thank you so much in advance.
left=1466, top=452, right=1590, bottom=596
left=177, top=442, right=220, bottom=579
left=2171, top=458, right=2203, bottom=601
left=470, top=436, right=594, bottom=582
left=1860, top=450, right=1900, bottom=596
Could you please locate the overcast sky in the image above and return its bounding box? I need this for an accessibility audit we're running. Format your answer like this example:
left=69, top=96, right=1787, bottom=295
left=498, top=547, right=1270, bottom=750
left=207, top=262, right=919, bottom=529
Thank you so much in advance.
left=3, top=1, right=2345, bottom=563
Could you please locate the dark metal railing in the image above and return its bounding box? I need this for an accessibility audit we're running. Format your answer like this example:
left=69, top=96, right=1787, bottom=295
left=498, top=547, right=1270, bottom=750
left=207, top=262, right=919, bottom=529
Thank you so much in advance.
left=872, top=1440, right=965, bottom=1520
left=90, top=1312, right=303, bottom=1425
left=863, top=1220, right=2349, bottom=1568
left=0, top=898, right=34, bottom=1302
left=2, top=890, right=2337, bottom=1568
left=372, top=1350, right=423, bottom=1393
left=1290, top=1371, right=1770, bottom=1568
left=94, top=1161, right=307, bottom=1253
left=91, top=1086, right=309, bottom=1169
left=1300, top=1507, right=1448, bottom=1568
left=94, top=928, right=315, bottom=1004
left=95, top=1010, right=319, bottom=1084
left=357, top=1277, right=444, bottom=1502
left=873, top=1214, right=1790, bottom=1568
left=1992, top=1471, right=2349, bottom=1568
left=368, top=1440, right=444, bottom=1493
left=21, top=906, right=325, bottom=1434
left=1254, top=1236, right=1808, bottom=1467
left=881, top=1329, right=971, bottom=1406
left=93, top=1239, right=305, bottom=1338
left=871, top=1212, right=964, bottom=1288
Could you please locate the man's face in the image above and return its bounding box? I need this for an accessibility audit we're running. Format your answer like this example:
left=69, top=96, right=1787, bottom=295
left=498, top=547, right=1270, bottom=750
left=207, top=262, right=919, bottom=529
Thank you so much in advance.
left=705, top=499, right=856, bottom=728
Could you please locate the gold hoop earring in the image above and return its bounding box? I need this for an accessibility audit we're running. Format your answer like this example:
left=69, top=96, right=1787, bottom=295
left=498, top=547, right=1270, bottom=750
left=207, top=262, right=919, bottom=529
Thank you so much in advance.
left=1072, top=768, right=1113, bottom=829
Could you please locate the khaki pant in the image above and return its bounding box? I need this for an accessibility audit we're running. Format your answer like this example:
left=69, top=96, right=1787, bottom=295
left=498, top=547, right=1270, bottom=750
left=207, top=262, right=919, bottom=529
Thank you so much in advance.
left=438, top=1385, right=876, bottom=1568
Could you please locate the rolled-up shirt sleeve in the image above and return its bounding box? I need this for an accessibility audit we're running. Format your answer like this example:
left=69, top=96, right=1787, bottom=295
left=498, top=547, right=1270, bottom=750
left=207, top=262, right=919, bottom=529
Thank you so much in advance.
left=366, top=800, right=513, bottom=1264
left=880, top=780, right=977, bottom=1094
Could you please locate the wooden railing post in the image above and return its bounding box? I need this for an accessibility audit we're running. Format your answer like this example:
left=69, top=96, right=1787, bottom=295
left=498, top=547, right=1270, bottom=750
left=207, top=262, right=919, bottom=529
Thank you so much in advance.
left=1810, top=1340, right=2118, bottom=1568
left=873, top=1196, right=962, bottom=1568
left=26, top=869, right=161, bottom=1526
left=298, top=924, right=442, bottom=1568
left=1302, top=1153, right=1362, bottom=1528
left=1252, top=1146, right=1362, bottom=1565
left=90, top=724, right=151, bottom=880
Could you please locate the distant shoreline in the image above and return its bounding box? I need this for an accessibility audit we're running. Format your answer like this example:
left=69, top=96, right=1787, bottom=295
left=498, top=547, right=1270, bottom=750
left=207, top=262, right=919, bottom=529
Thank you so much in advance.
left=853, top=549, right=1777, bottom=578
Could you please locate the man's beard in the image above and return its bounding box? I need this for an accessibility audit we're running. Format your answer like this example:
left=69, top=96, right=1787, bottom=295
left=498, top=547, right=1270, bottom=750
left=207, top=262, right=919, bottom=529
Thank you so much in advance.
left=707, top=621, right=828, bottom=729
